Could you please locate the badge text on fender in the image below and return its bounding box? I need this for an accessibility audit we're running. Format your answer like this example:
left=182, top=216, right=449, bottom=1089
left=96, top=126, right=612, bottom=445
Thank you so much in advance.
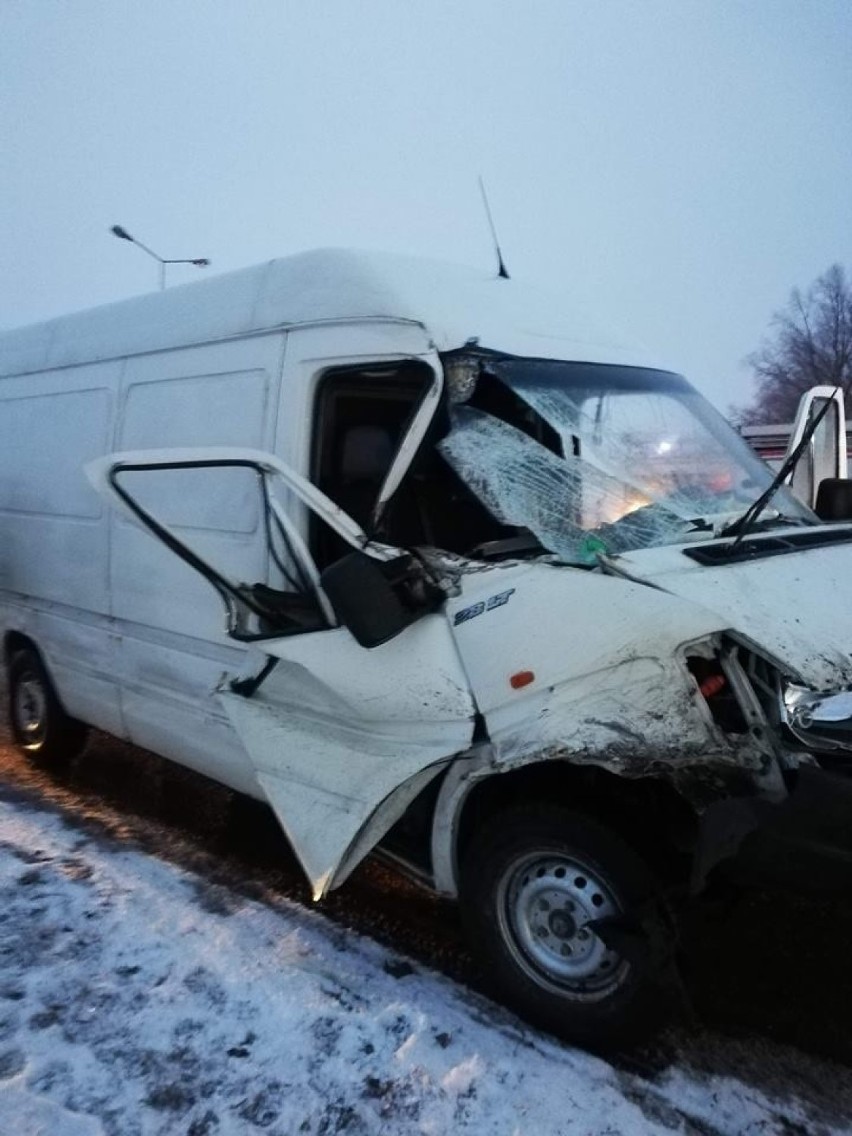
left=453, top=588, right=516, bottom=626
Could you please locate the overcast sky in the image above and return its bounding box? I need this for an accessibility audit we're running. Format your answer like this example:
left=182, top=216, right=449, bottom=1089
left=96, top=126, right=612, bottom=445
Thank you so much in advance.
left=2, top=1, right=850, bottom=412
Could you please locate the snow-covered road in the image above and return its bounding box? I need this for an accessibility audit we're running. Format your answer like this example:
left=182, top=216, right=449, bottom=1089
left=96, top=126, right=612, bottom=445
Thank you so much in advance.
left=1, top=788, right=849, bottom=1136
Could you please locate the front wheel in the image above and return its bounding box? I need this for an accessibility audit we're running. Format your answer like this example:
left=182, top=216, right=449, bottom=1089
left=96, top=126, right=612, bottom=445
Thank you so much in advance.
left=459, top=805, right=676, bottom=1050
left=8, top=648, right=89, bottom=765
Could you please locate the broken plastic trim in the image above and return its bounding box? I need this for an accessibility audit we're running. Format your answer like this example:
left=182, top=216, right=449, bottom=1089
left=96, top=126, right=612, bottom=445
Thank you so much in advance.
left=230, top=655, right=279, bottom=698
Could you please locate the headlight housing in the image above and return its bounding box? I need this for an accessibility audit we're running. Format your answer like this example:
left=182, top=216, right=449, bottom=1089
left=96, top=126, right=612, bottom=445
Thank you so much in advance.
left=781, top=683, right=852, bottom=753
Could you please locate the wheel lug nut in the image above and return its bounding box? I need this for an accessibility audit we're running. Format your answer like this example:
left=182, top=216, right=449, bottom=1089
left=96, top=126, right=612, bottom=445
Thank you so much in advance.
left=560, top=944, right=572, bottom=956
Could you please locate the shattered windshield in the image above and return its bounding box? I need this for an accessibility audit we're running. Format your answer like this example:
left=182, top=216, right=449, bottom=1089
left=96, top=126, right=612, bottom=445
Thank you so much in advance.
left=438, top=359, right=812, bottom=563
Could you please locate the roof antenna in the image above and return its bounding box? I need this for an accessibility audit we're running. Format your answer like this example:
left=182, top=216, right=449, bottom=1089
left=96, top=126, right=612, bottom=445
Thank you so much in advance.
left=478, top=176, right=510, bottom=279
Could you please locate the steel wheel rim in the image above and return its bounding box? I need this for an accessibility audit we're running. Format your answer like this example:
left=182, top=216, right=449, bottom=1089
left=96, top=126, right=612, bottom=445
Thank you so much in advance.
left=497, top=850, right=629, bottom=1001
left=14, top=673, right=47, bottom=744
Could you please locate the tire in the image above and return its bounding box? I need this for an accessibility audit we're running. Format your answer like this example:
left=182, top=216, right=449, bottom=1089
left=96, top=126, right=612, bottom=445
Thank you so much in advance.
left=459, top=804, right=676, bottom=1050
left=7, top=648, right=89, bottom=765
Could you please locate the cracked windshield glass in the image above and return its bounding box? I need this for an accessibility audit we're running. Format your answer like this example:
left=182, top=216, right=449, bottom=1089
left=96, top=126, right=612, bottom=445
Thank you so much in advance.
left=439, top=360, right=811, bottom=563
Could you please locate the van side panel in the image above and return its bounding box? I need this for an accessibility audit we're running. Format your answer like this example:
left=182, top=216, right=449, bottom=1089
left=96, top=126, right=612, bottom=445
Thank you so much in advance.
left=0, top=363, right=123, bottom=735
left=109, top=333, right=287, bottom=793
left=0, top=373, right=113, bottom=608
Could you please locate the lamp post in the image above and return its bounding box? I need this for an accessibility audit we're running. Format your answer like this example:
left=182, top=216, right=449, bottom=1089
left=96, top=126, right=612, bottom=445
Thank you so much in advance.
left=111, top=225, right=210, bottom=290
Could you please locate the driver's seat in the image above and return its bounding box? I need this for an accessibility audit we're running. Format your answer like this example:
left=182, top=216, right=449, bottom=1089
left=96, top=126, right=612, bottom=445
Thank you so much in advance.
left=335, top=425, right=394, bottom=535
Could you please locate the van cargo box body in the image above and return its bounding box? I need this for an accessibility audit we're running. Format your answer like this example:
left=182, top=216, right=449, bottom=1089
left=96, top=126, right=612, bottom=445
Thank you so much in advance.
left=3, top=249, right=852, bottom=1048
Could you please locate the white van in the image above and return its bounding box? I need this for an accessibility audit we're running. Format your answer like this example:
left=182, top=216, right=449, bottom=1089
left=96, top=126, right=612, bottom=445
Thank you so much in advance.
left=741, top=395, right=850, bottom=504
left=3, top=249, right=852, bottom=1048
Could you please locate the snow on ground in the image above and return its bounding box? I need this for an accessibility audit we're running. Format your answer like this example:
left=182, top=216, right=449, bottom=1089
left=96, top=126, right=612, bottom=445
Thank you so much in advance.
left=0, top=791, right=846, bottom=1136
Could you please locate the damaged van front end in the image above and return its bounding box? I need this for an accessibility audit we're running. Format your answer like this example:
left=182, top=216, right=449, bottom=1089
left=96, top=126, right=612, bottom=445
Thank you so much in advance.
left=432, top=353, right=852, bottom=905
left=434, top=559, right=849, bottom=899
left=604, top=538, right=852, bottom=896
left=86, top=351, right=852, bottom=1049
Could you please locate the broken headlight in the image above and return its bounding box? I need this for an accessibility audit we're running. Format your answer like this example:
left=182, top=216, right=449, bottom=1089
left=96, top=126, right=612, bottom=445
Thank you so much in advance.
left=781, top=683, right=852, bottom=753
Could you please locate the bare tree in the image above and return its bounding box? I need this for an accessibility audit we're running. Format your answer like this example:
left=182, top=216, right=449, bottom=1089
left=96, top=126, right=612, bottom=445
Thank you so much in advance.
left=734, top=264, right=852, bottom=425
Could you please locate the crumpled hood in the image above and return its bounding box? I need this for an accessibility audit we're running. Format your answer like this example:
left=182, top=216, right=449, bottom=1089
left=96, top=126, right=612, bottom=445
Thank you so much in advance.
left=616, top=533, right=852, bottom=691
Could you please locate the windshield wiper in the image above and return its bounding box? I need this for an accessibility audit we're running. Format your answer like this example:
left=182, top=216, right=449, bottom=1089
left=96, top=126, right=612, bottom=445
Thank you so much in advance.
left=720, top=390, right=838, bottom=552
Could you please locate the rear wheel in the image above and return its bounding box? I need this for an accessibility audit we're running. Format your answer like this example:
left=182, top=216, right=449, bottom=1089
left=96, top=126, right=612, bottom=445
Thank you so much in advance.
left=459, top=805, right=676, bottom=1050
left=8, top=648, right=89, bottom=765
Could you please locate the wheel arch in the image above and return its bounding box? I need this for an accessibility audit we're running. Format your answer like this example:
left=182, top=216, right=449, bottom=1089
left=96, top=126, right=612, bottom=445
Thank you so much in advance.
left=4, top=629, right=40, bottom=664
left=434, top=757, right=701, bottom=898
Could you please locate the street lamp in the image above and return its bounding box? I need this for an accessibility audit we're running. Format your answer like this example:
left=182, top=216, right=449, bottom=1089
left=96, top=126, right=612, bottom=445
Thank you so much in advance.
left=111, top=225, right=210, bottom=290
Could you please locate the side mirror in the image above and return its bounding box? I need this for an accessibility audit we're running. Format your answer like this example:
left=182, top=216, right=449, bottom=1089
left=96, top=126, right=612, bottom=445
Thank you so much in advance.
left=814, top=479, right=852, bottom=522
left=787, top=387, right=847, bottom=508
left=320, top=551, right=444, bottom=648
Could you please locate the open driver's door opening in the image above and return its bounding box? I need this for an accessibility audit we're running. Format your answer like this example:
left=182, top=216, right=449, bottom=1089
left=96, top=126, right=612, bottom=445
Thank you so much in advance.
left=86, top=446, right=478, bottom=898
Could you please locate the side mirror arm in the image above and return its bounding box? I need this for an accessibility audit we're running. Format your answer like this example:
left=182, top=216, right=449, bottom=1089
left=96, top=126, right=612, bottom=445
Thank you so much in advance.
left=320, top=552, right=445, bottom=648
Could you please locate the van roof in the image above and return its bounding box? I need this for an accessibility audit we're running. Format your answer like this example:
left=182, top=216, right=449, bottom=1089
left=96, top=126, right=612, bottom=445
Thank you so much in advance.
left=0, top=247, right=658, bottom=376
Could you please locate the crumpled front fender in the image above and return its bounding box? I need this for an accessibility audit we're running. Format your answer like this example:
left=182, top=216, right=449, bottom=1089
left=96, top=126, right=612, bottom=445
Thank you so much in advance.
left=429, top=645, right=785, bottom=898
left=487, top=651, right=770, bottom=780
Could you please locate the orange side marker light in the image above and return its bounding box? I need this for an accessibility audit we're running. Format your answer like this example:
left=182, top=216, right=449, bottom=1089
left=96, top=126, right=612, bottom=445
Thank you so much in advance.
left=510, top=670, right=535, bottom=690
